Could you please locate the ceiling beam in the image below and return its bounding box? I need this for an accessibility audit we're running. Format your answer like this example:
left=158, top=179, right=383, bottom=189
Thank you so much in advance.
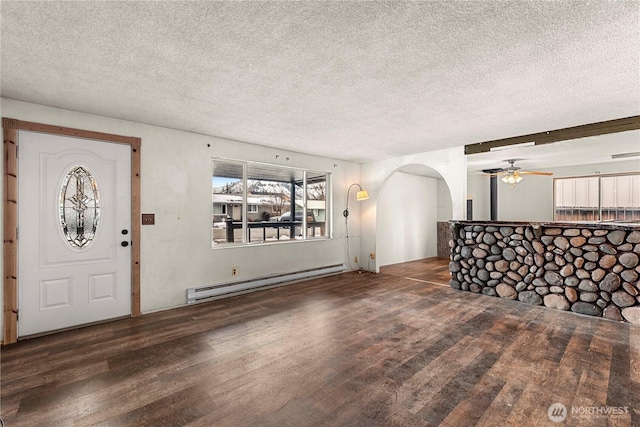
left=465, top=115, right=640, bottom=155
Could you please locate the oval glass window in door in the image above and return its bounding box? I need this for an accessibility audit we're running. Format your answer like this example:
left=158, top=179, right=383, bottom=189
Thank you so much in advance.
left=59, top=165, right=100, bottom=248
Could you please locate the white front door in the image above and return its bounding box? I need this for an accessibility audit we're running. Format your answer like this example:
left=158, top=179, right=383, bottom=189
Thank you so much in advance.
left=18, top=130, right=131, bottom=337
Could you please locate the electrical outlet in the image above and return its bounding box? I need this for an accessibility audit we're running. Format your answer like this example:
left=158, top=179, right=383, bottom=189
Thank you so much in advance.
left=232, top=267, right=238, bottom=276
left=370, top=252, right=376, bottom=259
left=354, top=256, right=358, bottom=263
left=141, top=213, right=155, bottom=225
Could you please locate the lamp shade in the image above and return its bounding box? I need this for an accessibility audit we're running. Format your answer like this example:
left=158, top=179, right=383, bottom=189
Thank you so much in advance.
left=356, top=190, right=369, bottom=201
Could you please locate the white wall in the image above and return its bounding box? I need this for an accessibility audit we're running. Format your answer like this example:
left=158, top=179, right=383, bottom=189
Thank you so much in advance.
left=497, top=174, right=555, bottom=221
left=466, top=172, right=491, bottom=220
left=359, top=147, right=467, bottom=272
left=437, top=178, right=453, bottom=222
left=377, top=172, right=438, bottom=267
left=550, top=160, right=640, bottom=180
left=468, top=159, right=640, bottom=221
left=1, top=99, right=363, bottom=327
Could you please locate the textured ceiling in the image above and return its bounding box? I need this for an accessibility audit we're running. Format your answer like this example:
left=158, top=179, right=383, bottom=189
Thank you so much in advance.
left=1, top=1, right=639, bottom=163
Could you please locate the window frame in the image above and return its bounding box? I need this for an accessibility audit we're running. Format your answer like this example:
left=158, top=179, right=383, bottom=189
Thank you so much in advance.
left=212, top=158, right=331, bottom=247
left=553, top=171, right=640, bottom=221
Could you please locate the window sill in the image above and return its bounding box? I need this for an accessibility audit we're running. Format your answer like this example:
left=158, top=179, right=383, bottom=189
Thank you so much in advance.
left=211, top=236, right=333, bottom=249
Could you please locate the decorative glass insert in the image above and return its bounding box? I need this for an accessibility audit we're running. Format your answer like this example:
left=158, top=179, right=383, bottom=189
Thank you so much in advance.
left=59, top=165, right=100, bottom=248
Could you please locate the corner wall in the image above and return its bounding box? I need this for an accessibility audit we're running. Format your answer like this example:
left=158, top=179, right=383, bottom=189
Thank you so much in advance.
left=377, top=172, right=438, bottom=267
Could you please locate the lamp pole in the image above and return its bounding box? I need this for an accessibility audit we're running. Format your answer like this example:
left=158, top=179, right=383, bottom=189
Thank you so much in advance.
left=343, top=183, right=365, bottom=218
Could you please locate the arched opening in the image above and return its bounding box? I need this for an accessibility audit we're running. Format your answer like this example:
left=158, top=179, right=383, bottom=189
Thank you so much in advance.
left=376, top=164, right=453, bottom=269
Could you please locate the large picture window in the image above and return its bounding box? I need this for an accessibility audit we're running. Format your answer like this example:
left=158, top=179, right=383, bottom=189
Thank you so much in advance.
left=554, top=173, right=640, bottom=222
left=212, top=160, right=330, bottom=246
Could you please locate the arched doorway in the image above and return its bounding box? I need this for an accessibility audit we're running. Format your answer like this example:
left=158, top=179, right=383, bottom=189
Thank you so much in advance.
left=376, top=164, right=453, bottom=269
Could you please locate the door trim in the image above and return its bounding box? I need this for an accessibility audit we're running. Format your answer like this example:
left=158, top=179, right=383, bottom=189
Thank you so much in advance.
left=3, top=118, right=141, bottom=344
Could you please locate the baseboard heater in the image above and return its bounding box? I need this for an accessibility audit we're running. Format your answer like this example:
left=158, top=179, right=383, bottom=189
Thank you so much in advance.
left=187, top=264, right=346, bottom=304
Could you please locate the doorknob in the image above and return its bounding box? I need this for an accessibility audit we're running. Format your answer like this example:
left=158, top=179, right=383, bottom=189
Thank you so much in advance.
left=121, top=229, right=129, bottom=235
left=121, top=241, right=129, bottom=247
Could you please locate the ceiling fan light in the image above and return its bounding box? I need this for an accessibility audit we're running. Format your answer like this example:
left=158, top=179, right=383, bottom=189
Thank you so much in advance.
left=501, top=172, right=523, bottom=186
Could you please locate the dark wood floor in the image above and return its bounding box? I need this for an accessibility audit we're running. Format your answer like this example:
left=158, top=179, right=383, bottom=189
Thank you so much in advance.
left=2, top=257, right=639, bottom=426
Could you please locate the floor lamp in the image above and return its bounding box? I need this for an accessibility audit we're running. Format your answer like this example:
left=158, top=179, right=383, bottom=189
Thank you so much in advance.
left=344, top=183, right=369, bottom=271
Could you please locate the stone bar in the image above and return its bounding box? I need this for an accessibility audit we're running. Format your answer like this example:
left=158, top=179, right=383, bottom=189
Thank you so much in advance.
left=449, top=220, right=640, bottom=324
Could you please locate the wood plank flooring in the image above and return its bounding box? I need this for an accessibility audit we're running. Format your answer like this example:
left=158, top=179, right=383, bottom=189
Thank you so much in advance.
left=2, top=257, right=639, bottom=426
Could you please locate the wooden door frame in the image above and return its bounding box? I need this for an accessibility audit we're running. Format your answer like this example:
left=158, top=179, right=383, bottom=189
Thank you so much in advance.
left=2, top=118, right=141, bottom=344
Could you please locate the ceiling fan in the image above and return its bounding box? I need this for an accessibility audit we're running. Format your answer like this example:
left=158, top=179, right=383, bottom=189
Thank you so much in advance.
left=485, top=159, right=553, bottom=187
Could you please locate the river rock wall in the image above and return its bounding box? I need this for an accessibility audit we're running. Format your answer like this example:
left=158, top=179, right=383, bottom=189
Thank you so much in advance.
left=449, top=222, right=640, bottom=324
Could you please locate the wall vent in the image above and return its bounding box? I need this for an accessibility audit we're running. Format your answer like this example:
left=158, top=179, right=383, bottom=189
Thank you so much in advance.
left=611, top=151, right=640, bottom=159
left=187, top=264, right=346, bottom=304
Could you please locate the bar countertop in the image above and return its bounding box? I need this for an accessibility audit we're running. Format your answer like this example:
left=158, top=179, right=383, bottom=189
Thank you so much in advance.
left=450, top=220, right=640, bottom=230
